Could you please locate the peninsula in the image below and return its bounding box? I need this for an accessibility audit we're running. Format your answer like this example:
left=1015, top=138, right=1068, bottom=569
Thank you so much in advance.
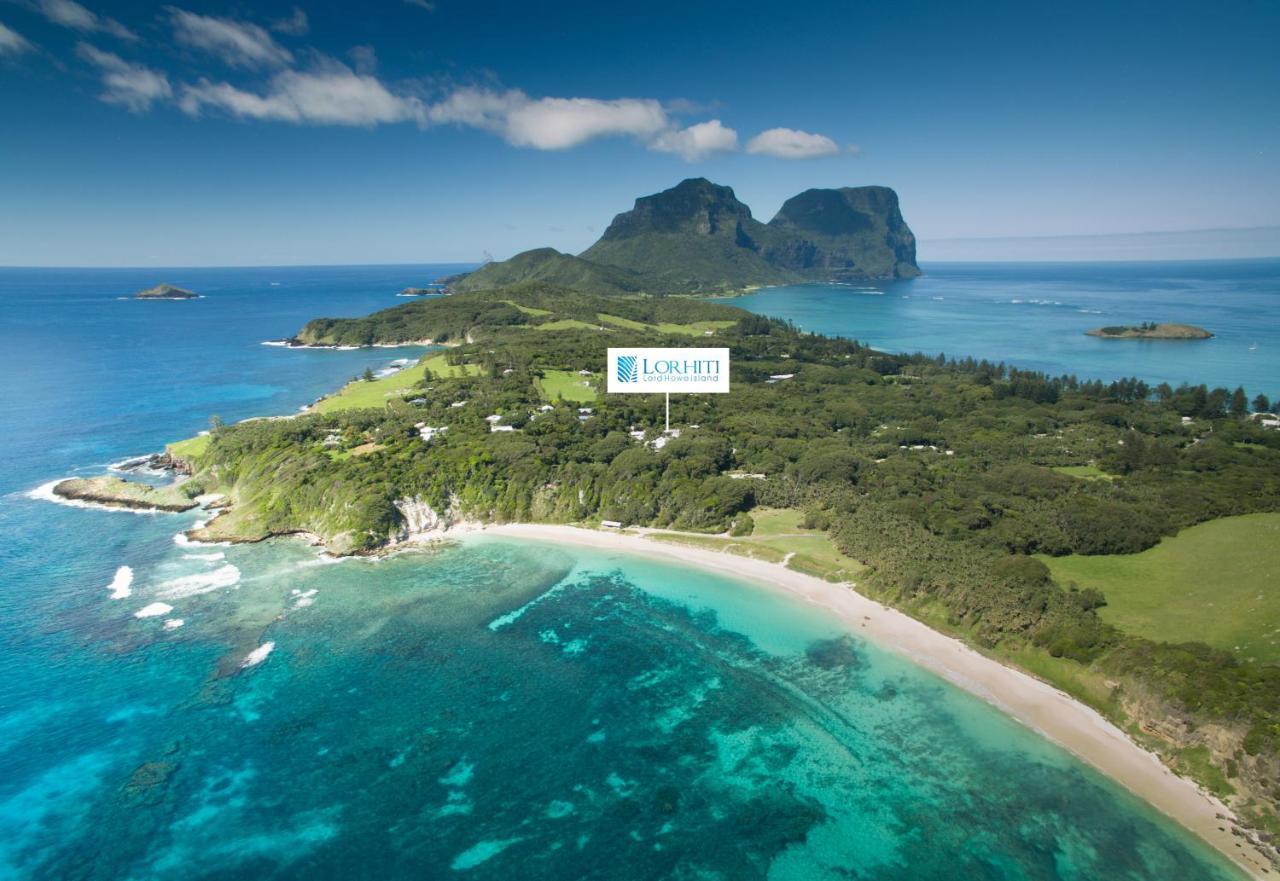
left=1087, top=322, right=1213, bottom=340
left=134, top=283, right=198, bottom=300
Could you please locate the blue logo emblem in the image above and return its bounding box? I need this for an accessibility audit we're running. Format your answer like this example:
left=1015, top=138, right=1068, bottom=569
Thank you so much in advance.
left=616, top=355, right=638, bottom=383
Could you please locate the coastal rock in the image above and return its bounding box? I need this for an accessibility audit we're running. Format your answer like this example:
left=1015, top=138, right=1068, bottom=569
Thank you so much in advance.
left=399, top=287, right=436, bottom=297
left=53, top=476, right=199, bottom=512
left=392, top=495, right=463, bottom=542
left=135, top=283, right=198, bottom=300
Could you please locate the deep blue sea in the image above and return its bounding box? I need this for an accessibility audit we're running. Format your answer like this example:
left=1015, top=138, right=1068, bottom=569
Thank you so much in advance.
left=0, top=263, right=1261, bottom=880
left=725, top=260, right=1280, bottom=399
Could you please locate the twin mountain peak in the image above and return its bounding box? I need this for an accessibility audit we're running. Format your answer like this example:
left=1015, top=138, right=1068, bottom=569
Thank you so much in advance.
left=455, top=178, right=920, bottom=295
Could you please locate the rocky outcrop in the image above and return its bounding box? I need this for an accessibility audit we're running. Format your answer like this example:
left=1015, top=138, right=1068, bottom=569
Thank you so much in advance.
left=1119, top=688, right=1280, bottom=871
left=391, top=495, right=466, bottom=542
left=135, top=284, right=198, bottom=300
left=53, top=476, right=199, bottom=511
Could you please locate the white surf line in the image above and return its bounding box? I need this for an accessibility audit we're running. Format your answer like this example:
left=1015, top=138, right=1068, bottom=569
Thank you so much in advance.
left=25, top=480, right=165, bottom=515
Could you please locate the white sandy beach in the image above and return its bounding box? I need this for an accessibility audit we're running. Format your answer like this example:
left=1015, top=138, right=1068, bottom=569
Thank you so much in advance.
left=481, top=523, right=1271, bottom=879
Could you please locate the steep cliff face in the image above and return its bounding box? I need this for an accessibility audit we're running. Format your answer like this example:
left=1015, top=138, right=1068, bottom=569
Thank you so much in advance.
left=765, top=186, right=921, bottom=280
left=593, top=178, right=762, bottom=241
left=579, top=178, right=793, bottom=293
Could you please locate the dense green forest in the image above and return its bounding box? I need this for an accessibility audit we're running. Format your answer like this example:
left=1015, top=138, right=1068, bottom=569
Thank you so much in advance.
left=183, top=283, right=1280, bottom=841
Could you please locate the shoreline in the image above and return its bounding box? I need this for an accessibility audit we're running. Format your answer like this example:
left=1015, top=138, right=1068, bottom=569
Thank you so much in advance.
left=477, top=522, right=1271, bottom=879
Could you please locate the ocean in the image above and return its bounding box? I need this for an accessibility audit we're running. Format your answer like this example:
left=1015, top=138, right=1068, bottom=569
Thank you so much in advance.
left=0, top=262, right=1259, bottom=879
left=724, top=260, right=1280, bottom=398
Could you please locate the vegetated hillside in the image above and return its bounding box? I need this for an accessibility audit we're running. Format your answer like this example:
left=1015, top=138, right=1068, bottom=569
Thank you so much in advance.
left=453, top=248, right=647, bottom=295
left=295, top=282, right=745, bottom=346
left=456, top=178, right=921, bottom=295
left=180, top=284, right=1280, bottom=848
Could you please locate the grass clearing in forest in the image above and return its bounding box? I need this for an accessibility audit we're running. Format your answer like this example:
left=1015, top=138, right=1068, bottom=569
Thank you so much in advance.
left=1052, top=464, right=1114, bottom=481
left=1042, top=513, right=1280, bottom=663
left=538, top=370, right=597, bottom=403
left=310, top=353, right=478, bottom=415
left=167, top=433, right=211, bottom=460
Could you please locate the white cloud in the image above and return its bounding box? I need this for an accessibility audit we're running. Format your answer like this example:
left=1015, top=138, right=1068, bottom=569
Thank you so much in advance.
left=76, top=43, right=172, bottom=112
left=179, top=63, right=425, bottom=126
left=504, top=96, right=668, bottom=150
left=424, top=85, right=521, bottom=130
left=427, top=87, right=670, bottom=150
left=38, top=0, right=135, bottom=40
left=0, top=20, right=34, bottom=55
left=649, top=119, right=738, bottom=161
left=270, top=7, right=308, bottom=36
left=745, top=127, right=840, bottom=159
left=168, top=8, right=293, bottom=69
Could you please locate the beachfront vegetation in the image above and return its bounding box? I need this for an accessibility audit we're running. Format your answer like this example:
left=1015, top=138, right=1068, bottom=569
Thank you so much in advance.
left=171, top=282, right=1280, bottom=828
left=647, top=507, right=867, bottom=582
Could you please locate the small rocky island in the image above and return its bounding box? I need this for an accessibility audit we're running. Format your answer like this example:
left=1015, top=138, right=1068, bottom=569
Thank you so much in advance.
left=398, top=287, right=437, bottom=297
left=135, top=283, right=199, bottom=300
left=1086, top=322, right=1212, bottom=340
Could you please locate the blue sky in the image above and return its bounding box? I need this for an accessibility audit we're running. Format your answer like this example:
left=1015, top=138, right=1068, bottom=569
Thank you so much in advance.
left=1, top=0, right=1277, bottom=266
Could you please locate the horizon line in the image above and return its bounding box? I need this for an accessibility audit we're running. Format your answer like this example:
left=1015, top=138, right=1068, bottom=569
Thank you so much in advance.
left=2, top=254, right=1279, bottom=271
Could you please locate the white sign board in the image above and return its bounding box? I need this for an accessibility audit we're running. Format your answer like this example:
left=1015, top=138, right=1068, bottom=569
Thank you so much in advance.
left=607, top=347, right=730, bottom=394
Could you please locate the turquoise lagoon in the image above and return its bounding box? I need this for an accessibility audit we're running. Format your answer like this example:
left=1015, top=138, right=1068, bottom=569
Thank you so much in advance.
left=0, top=263, right=1262, bottom=879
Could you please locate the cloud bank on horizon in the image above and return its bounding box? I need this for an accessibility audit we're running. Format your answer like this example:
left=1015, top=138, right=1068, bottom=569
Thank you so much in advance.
left=3, top=1, right=846, bottom=162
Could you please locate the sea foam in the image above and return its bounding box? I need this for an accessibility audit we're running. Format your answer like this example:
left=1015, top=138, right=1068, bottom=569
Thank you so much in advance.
left=157, top=564, right=241, bottom=599
left=26, top=479, right=161, bottom=515
left=240, top=641, right=275, bottom=668
left=134, top=602, right=173, bottom=619
left=107, top=566, right=134, bottom=599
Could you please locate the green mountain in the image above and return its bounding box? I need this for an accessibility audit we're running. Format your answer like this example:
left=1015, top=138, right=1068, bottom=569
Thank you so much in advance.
left=453, top=247, right=645, bottom=295
left=764, top=186, right=920, bottom=281
left=455, top=178, right=920, bottom=295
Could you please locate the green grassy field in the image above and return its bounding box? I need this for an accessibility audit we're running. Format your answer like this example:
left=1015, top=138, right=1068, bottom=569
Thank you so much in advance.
left=647, top=508, right=866, bottom=582
left=1043, top=513, right=1280, bottom=662
left=166, top=433, right=211, bottom=459
left=503, top=300, right=553, bottom=316
left=537, top=370, right=597, bottom=402
left=532, top=318, right=602, bottom=332
left=596, top=313, right=737, bottom=336
left=311, top=353, right=478, bottom=415
left=1052, top=464, right=1114, bottom=481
